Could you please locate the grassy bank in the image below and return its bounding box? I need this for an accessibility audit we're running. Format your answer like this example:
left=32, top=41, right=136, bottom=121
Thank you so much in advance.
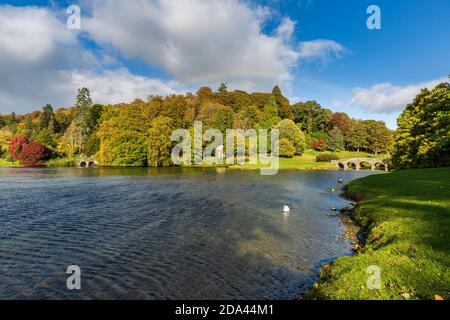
left=309, top=168, right=450, bottom=300
left=0, top=159, right=19, bottom=167
left=232, top=150, right=383, bottom=170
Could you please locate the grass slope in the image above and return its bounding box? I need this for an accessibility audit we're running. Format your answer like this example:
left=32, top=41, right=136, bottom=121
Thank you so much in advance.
left=309, top=168, right=450, bottom=300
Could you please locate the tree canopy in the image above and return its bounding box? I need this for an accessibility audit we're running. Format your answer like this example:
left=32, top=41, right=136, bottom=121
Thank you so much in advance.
left=392, top=82, right=450, bottom=169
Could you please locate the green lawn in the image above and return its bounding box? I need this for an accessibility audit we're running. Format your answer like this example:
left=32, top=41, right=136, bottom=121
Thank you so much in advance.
left=0, top=159, right=19, bottom=167
left=308, top=168, right=450, bottom=300
left=232, top=150, right=384, bottom=170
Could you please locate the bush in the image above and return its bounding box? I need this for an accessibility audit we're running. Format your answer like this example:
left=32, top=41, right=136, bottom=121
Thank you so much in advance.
left=279, top=138, right=296, bottom=158
left=316, top=152, right=339, bottom=162
left=311, top=138, right=327, bottom=151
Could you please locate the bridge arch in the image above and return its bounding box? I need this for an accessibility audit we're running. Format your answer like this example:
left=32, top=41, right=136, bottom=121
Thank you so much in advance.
left=331, top=157, right=388, bottom=171
left=78, top=156, right=97, bottom=168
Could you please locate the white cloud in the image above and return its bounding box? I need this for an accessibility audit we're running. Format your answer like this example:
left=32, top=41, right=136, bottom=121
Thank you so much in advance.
left=350, top=77, right=448, bottom=113
left=70, top=69, right=179, bottom=104
left=0, top=5, right=178, bottom=114
left=298, top=39, right=347, bottom=62
left=84, top=0, right=299, bottom=91
left=276, top=17, right=296, bottom=42
left=0, top=1, right=347, bottom=114
left=0, top=5, right=75, bottom=63
left=85, top=0, right=345, bottom=91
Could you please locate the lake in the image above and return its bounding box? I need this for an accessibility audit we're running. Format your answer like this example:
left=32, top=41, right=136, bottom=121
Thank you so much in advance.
left=0, top=167, right=374, bottom=299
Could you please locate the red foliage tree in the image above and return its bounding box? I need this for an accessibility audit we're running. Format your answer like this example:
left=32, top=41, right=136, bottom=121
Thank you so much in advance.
left=9, top=135, right=29, bottom=161
left=330, top=112, right=353, bottom=136
left=19, top=141, right=49, bottom=167
left=312, top=138, right=327, bottom=151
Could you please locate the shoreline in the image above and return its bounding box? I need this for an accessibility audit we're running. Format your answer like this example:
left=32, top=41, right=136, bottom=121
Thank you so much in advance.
left=305, top=168, right=450, bottom=300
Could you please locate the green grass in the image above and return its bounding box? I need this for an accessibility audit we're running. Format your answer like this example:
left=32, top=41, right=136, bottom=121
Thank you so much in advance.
left=0, top=158, right=20, bottom=167
left=308, top=168, right=450, bottom=300
left=231, top=150, right=384, bottom=170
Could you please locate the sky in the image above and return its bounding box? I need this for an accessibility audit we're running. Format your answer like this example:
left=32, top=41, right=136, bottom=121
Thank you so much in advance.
left=0, top=0, right=449, bottom=128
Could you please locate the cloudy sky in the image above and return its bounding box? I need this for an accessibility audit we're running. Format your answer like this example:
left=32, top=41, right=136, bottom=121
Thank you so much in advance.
left=1, top=0, right=449, bottom=128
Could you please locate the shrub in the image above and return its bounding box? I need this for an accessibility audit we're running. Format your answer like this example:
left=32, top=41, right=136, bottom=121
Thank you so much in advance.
left=19, top=141, right=49, bottom=167
left=311, top=138, right=327, bottom=151
left=316, top=152, right=339, bottom=162
left=279, top=138, right=296, bottom=158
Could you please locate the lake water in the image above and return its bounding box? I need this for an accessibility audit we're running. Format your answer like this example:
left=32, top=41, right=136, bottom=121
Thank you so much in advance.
left=0, top=167, right=374, bottom=299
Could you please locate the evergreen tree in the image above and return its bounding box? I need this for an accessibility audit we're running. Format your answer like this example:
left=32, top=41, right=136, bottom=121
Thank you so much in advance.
left=271, top=85, right=293, bottom=120
left=73, top=88, right=94, bottom=153
left=258, top=96, right=281, bottom=129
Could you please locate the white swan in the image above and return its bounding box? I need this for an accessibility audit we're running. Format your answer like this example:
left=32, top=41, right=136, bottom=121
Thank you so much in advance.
left=283, top=205, right=290, bottom=213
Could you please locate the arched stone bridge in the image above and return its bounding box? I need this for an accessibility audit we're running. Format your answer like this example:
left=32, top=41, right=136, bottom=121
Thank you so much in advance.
left=331, top=158, right=388, bottom=171
left=78, top=156, right=97, bottom=168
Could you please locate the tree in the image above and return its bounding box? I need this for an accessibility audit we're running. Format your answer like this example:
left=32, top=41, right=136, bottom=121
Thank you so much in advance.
left=258, top=96, right=281, bottom=129
left=9, top=135, right=29, bottom=161
left=364, top=120, right=393, bottom=155
left=233, top=105, right=261, bottom=130
left=218, top=83, right=228, bottom=93
left=54, top=108, right=73, bottom=133
left=292, top=101, right=331, bottom=134
left=35, top=128, right=58, bottom=151
left=198, top=103, right=234, bottom=132
left=330, top=112, right=353, bottom=136
left=275, top=119, right=306, bottom=156
left=19, top=141, right=49, bottom=167
left=73, top=88, right=94, bottom=153
left=272, top=85, right=293, bottom=120
left=39, top=104, right=52, bottom=130
left=391, top=82, right=450, bottom=169
left=279, top=138, right=296, bottom=158
left=97, top=106, right=149, bottom=167
left=345, top=121, right=369, bottom=152
left=0, top=129, right=13, bottom=156
left=148, top=116, right=175, bottom=167
left=59, top=122, right=82, bottom=157
left=327, top=127, right=345, bottom=152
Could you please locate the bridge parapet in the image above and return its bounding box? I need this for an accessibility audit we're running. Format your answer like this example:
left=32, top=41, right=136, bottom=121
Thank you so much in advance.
left=331, top=157, right=388, bottom=171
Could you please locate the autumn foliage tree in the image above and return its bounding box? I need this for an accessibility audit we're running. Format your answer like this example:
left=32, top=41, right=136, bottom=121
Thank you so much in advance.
left=9, top=135, right=29, bottom=161
left=19, top=141, right=49, bottom=166
left=9, top=135, right=48, bottom=166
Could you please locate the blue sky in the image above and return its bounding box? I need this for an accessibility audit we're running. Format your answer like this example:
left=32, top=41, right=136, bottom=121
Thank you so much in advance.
left=1, top=0, right=449, bottom=128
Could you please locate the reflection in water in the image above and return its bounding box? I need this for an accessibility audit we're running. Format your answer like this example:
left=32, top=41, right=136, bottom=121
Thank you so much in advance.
left=0, top=167, right=375, bottom=299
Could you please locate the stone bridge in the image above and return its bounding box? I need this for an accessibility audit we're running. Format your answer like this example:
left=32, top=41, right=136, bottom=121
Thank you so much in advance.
left=331, top=158, right=388, bottom=171
left=79, top=156, right=97, bottom=168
